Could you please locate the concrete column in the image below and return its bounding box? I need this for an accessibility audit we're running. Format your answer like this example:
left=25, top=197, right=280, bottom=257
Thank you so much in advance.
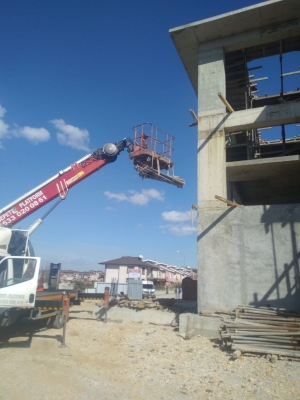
left=197, top=46, right=227, bottom=210
left=197, top=47, right=227, bottom=314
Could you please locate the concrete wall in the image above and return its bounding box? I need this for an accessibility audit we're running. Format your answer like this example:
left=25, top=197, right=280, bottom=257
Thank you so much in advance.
left=119, top=266, right=127, bottom=283
left=105, top=265, right=119, bottom=282
left=95, top=282, right=128, bottom=295
left=197, top=204, right=300, bottom=311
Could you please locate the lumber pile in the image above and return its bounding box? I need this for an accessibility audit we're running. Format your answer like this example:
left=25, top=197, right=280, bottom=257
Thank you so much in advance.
left=117, top=297, right=176, bottom=311
left=218, top=305, right=300, bottom=360
left=134, top=163, right=185, bottom=189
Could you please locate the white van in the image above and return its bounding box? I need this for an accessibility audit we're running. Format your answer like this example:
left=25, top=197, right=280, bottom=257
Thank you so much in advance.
left=142, top=280, right=156, bottom=299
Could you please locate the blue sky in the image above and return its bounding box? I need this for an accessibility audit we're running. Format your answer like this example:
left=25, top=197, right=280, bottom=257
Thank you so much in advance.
left=0, top=1, right=299, bottom=271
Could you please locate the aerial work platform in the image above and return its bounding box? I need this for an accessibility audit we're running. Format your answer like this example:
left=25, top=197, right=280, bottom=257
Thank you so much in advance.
left=129, top=123, right=185, bottom=188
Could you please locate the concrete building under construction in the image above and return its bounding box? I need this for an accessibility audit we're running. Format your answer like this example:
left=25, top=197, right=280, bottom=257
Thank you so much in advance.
left=170, top=0, right=300, bottom=335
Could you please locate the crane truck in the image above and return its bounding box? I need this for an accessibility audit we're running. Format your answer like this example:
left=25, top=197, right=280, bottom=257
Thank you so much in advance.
left=0, top=123, right=185, bottom=329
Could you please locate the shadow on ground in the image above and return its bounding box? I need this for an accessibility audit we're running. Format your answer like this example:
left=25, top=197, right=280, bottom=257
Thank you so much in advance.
left=0, top=319, right=63, bottom=349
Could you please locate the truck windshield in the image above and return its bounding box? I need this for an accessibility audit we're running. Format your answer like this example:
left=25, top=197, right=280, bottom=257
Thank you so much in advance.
left=143, top=284, right=154, bottom=289
left=0, top=258, right=36, bottom=288
left=8, top=231, right=35, bottom=256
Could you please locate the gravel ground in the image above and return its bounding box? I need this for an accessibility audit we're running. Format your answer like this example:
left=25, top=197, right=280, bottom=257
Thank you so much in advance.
left=0, top=302, right=299, bottom=400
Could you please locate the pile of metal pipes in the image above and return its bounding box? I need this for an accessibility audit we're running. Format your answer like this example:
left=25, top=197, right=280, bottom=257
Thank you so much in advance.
left=218, top=305, right=300, bottom=359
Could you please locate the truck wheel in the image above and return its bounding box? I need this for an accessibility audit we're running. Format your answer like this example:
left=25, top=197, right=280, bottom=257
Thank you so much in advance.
left=52, top=311, right=64, bottom=329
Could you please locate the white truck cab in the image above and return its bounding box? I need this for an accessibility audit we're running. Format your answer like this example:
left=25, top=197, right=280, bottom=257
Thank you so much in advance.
left=0, top=226, right=41, bottom=326
left=142, top=280, right=156, bottom=299
left=0, top=256, right=41, bottom=308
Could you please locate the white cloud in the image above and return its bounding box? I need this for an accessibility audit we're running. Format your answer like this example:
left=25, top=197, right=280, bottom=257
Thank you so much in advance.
left=140, top=189, right=164, bottom=201
left=160, top=209, right=196, bottom=236
left=135, top=223, right=143, bottom=230
left=128, top=189, right=164, bottom=205
left=162, top=210, right=190, bottom=222
left=0, top=105, right=7, bottom=118
left=159, top=224, right=196, bottom=237
left=14, top=126, right=51, bottom=144
left=128, top=192, right=150, bottom=205
left=0, top=119, right=9, bottom=138
left=104, top=188, right=164, bottom=206
left=0, top=105, right=9, bottom=148
left=104, top=191, right=128, bottom=202
left=0, top=104, right=51, bottom=148
left=50, top=118, right=90, bottom=151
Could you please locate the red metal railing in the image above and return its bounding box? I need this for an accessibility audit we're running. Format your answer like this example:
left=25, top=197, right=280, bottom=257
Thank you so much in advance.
left=132, top=122, right=174, bottom=161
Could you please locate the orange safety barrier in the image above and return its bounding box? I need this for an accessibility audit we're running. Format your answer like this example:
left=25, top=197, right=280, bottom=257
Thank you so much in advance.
left=104, top=287, right=109, bottom=309
left=62, top=294, right=70, bottom=321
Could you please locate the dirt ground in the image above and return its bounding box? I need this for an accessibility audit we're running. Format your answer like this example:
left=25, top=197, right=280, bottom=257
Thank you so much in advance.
left=0, top=302, right=300, bottom=400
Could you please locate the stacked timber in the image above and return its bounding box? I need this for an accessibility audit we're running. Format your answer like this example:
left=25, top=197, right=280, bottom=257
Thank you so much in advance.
left=117, top=297, right=176, bottom=311
left=218, top=305, right=300, bottom=360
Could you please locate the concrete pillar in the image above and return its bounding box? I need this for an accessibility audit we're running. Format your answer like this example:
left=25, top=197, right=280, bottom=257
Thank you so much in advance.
left=197, top=47, right=227, bottom=313
left=197, top=46, right=227, bottom=210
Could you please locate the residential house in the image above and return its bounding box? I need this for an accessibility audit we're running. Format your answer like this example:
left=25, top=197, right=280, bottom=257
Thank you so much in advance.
left=144, top=260, right=197, bottom=285
left=99, top=256, right=197, bottom=287
left=99, top=256, right=167, bottom=286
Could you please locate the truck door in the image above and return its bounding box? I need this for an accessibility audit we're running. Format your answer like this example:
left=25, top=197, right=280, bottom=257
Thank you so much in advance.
left=0, top=256, right=41, bottom=307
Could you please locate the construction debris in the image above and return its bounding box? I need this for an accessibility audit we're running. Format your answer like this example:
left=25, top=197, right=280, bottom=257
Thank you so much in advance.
left=134, top=162, right=185, bottom=188
left=117, top=297, right=176, bottom=311
left=218, top=305, right=300, bottom=360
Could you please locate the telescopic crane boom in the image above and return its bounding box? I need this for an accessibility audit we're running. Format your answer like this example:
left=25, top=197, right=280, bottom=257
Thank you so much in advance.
left=0, top=123, right=185, bottom=230
left=0, top=123, right=185, bottom=259
left=0, top=138, right=134, bottom=228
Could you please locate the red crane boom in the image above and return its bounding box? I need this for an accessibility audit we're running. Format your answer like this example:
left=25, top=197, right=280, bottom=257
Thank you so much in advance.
left=0, top=124, right=185, bottom=229
left=0, top=138, right=132, bottom=228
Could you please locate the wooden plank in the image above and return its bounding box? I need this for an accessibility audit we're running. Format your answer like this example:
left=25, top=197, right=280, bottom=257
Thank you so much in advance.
left=215, top=195, right=242, bottom=207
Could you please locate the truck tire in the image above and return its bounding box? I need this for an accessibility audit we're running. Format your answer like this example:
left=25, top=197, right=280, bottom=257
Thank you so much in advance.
left=52, top=311, right=64, bottom=329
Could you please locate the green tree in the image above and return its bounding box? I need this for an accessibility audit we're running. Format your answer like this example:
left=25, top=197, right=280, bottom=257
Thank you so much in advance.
left=73, top=280, right=86, bottom=291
